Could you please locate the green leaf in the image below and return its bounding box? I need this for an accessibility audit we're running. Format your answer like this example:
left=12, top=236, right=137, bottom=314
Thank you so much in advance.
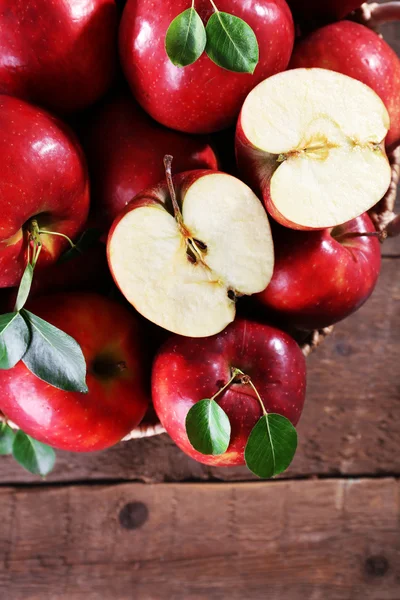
left=205, top=11, right=259, bottom=74
left=14, top=263, right=34, bottom=312
left=165, top=7, right=207, bottom=67
left=186, top=399, right=231, bottom=455
left=0, top=423, right=16, bottom=455
left=58, top=228, right=101, bottom=264
left=12, top=430, right=55, bottom=476
left=0, top=312, right=30, bottom=369
left=21, top=310, right=88, bottom=393
left=245, top=414, right=298, bottom=479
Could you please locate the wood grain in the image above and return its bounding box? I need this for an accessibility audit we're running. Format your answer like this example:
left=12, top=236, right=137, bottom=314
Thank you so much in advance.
left=0, top=478, right=399, bottom=599
left=0, top=256, right=399, bottom=484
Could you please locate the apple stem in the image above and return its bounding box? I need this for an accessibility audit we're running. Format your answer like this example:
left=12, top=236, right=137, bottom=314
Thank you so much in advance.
left=367, top=2, right=400, bottom=27
left=37, top=229, right=76, bottom=250
left=241, top=376, right=268, bottom=416
left=210, top=368, right=243, bottom=402
left=211, top=368, right=268, bottom=416
left=333, top=230, right=388, bottom=243
left=163, top=155, right=185, bottom=230
left=209, top=0, right=219, bottom=12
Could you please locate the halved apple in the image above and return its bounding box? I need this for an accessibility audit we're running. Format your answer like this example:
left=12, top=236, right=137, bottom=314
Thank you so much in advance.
left=236, top=68, right=392, bottom=230
left=107, top=166, right=274, bottom=337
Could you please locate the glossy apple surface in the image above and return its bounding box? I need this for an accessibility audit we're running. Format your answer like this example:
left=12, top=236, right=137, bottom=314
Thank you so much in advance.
left=119, top=0, right=294, bottom=133
left=0, top=96, right=90, bottom=288
left=288, top=0, right=363, bottom=21
left=0, top=293, right=150, bottom=451
left=82, top=93, right=219, bottom=229
left=152, top=319, right=306, bottom=467
left=257, top=213, right=381, bottom=331
left=290, top=21, right=400, bottom=149
left=0, top=0, right=117, bottom=113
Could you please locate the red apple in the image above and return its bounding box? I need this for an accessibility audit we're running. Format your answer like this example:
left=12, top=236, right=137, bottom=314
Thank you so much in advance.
left=0, top=293, right=150, bottom=451
left=0, top=95, right=90, bottom=288
left=119, top=0, right=294, bottom=134
left=290, top=21, right=400, bottom=149
left=107, top=168, right=275, bottom=337
left=152, top=319, right=306, bottom=467
left=0, top=0, right=117, bottom=113
left=256, top=213, right=381, bottom=331
left=287, top=0, right=363, bottom=21
left=81, top=93, right=219, bottom=230
left=236, top=68, right=391, bottom=230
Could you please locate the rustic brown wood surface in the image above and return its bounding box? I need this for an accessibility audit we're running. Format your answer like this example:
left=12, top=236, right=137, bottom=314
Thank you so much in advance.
left=0, top=479, right=399, bottom=599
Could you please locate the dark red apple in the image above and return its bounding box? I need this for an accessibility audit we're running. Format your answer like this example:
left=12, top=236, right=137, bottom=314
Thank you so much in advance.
left=290, top=21, right=400, bottom=149
left=81, top=93, right=219, bottom=229
left=152, top=319, right=306, bottom=467
left=0, top=293, right=150, bottom=452
left=287, top=0, right=363, bottom=21
left=256, top=213, right=381, bottom=331
left=0, top=0, right=117, bottom=113
left=0, top=96, right=90, bottom=288
left=119, top=0, right=294, bottom=133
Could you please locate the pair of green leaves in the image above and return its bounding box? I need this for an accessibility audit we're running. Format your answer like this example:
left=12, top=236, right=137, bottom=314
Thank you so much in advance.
left=186, top=398, right=298, bottom=479
left=0, top=422, right=55, bottom=476
left=0, top=262, right=87, bottom=393
left=166, top=5, right=259, bottom=73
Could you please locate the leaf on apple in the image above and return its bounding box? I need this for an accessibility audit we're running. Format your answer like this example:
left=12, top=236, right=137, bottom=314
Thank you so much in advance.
left=0, top=312, right=30, bottom=370
left=205, top=12, right=259, bottom=74
left=165, top=7, right=207, bottom=68
left=245, top=414, right=298, bottom=479
left=21, top=310, right=88, bottom=393
left=58, top=228, right=101, bottom=264
left=0, top=422, right=16, bottom=455
left=186, top=399, right=231, bottom=455
left=12, top=430, right=55, bottom=476
left=14, top=263, right=34, bottom=312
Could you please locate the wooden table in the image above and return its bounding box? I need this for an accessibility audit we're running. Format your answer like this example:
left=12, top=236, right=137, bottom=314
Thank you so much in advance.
left=1, top=20, right=399, bottom=600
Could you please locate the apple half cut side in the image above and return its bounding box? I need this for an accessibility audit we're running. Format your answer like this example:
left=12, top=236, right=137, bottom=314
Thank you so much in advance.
left=236, top=68, right=392, bottom=230
left=107, top=170, right=274, bottom=337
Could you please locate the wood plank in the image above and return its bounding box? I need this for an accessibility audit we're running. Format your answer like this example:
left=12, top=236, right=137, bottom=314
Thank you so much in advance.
left=0, top=479, right=399, bottom=599
left=0, top=257, right=399, bottom=483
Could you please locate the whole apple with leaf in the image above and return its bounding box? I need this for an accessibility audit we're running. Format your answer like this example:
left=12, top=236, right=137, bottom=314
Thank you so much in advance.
left=0, top=0, right=399, bottom=480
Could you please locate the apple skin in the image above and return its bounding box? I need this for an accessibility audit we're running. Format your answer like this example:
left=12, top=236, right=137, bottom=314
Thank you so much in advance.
left=256, top=213, right=381, bottom=331
left=0, top=0, right=117, bottom=114
left=119, top=0, right=294, bottom=134
left=290, top=21, right=400, bottom=149
left=0, top=293, right=150, bottom=452
left=81, top=93, right=219, bottom=230
left=152, top=319, right=306, bottom=467
left=0, top=95, right=90, bottom=288
left=287, top=0, right=363, bottom=21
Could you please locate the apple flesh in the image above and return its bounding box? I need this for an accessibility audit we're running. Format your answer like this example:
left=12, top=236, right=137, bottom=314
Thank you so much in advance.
left=0, top=0, right=117, bottom=113
left=119, top=0, right=294, bottom=134
left=108, top=170, right=275, bottom=337
left=81, top=93, right=219, bottom=230
left=256, top=213, right=381, bottom=331
left=287, top=0, right=363, bottom=21
left=236, top=68, right=391, bottom=230
left=152, top=319, right=307, bottom=467
left=0, top=95, right=90, bottom=288
left=290, top=22, right=400, bottom=149
left=0, top=293, right=150, bottom=452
